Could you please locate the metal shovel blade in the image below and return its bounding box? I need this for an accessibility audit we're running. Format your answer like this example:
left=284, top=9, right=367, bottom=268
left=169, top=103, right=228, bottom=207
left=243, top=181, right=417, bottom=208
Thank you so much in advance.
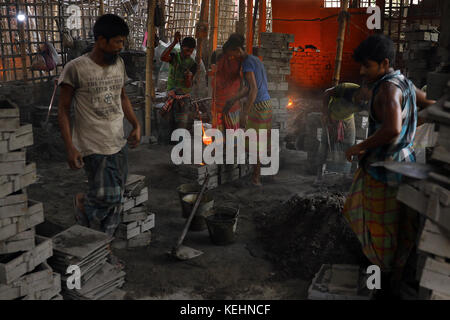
left=172, top=245, right=203, bottom=261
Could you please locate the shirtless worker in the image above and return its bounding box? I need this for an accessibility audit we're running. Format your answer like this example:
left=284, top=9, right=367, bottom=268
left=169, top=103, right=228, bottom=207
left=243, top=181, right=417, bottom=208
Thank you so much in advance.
left=58, top=14, right=141, bottom=237
left=343, top=34, right=435, bottom=299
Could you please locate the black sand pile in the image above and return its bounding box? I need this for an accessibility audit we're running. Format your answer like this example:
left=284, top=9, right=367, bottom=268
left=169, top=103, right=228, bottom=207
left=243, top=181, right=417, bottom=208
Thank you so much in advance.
left=255, top=191, right=368, bottom=281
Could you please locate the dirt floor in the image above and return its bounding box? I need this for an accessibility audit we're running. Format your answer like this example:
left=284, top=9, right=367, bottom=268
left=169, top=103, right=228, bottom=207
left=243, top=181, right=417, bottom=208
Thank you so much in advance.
left=27, top=129, right=368, bottom=300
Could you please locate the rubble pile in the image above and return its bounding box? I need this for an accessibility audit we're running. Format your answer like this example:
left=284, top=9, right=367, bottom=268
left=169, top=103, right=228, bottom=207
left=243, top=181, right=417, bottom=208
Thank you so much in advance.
left=255, top=191, right=366, bottom=280
left=0, top=99, right=61, bottom=300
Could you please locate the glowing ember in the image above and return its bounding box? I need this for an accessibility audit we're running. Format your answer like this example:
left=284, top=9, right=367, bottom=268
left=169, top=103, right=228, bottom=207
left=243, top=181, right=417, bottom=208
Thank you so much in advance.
left=202, top=123, right=212, bottom=145
left=286, top=98, right=294, bottom=109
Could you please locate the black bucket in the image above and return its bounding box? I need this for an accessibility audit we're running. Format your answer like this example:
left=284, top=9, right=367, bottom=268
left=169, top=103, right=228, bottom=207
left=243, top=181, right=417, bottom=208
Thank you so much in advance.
left=181, top=194, right=214, bottom=231
left=206, top=206, right=239, bottom=245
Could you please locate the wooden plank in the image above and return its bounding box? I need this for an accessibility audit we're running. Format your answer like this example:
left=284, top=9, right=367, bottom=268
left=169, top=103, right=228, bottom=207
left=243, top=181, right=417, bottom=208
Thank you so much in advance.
left=420, top=257, right=450, bottom=294
left=418, top=219, right=450, bottom=259
left=22, top=273, right=61, bottom=300
left=0, top=235, right=35, bottom=255
left=0, top=160, right=26, bottom=175
left=0, top=151, right=26, bottom=162
left=0, top=191, right=27, bottom=220
left=0, top=118, right=20, bottom=132
left=430, top=290, right=450, bottom=300
left=0, top=262, right=53, bottom=300
left=0, top=236, right=53, bottom=285
left=8, top=131, right=33, bottom=152
left=397, top=184, right=428, bottom=214
left=0, top=100, right=20, bottom=118
left=0, top=200, right=43, bottom=241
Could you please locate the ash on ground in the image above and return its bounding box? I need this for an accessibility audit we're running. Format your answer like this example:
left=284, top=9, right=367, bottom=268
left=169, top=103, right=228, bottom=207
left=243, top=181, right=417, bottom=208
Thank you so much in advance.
left=27, top=125, right=67, bottom=163
left=255, top=190, right=368, bottom=281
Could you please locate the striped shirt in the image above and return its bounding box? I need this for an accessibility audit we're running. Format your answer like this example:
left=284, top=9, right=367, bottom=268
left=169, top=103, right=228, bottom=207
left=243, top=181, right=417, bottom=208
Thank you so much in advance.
left=362, top=70, right=417, bottom=185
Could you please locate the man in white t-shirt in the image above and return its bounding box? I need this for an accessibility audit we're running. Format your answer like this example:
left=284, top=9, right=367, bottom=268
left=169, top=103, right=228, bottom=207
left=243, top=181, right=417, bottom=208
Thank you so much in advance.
left=58, top=14, right=141, bottom=236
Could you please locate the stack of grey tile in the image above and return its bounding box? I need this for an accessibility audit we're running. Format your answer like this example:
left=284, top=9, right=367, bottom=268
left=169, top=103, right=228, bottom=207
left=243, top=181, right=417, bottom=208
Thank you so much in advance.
left=396, top=80, right=450, bottom=300
left=177, top=164, right=219, bottom=189
left=403, top=23, right=439, bottom=88
left=114, top=174, right=155, bottom=248
left=49, top=225, right=126, bottom=300
left=0, top=99, right=61, bottom=300
left=259, top=32, right=295, bottom=142
left=307, top=264, right=373, bottom=300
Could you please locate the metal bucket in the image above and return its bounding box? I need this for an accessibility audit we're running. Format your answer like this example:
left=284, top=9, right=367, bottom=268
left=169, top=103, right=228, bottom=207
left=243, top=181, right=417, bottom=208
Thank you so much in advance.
left=181, top=194, right=214, bottom=231
left=177, top=183, right=201, bottom=216
left=206, top=206, right=239, bottom=245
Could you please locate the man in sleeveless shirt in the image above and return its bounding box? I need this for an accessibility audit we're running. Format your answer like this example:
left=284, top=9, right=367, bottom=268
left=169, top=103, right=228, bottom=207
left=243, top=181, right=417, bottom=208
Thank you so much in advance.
left=343, top=34, right=435, bottom=299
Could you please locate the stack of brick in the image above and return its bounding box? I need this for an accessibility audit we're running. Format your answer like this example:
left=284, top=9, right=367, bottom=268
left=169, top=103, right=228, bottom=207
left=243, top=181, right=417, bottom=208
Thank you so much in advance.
left=178, top=164, right=220, bottom=189
left=49, top=225, right=126, bottom=300
left=259, top=32, right=295, bottom=142
left=396, top=80, right=450, bottom=300
left=113, top=174, right=155, bottom=248
left=0, top=99, right=61, bottom=300
left=403, top=23, right=439, bottom=88
left=178, top=163, right=252, bottom=188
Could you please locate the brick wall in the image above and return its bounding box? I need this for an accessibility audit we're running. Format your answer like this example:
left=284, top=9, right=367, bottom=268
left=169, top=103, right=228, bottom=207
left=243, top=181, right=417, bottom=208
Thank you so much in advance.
left=273, top=0, right=372, bottom=89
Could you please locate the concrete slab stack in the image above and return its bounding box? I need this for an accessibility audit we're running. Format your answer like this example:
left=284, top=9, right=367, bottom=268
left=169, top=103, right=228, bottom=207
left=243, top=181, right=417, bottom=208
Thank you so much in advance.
left=49, top=225, right=125, bottom=300
left=403, top=24, right=440, bottom=88
left=307, top=264, right=373, bottom=300
left=396, top=80, right=450, bottom=299
left=0, top=99, right=61, bottom=300
left=259, top=32, right=295, bottom=142
left=113, top=174, right=155, bottom=248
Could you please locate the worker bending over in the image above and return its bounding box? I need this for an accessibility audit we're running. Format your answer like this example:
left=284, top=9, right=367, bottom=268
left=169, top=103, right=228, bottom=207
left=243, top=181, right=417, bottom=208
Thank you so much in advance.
left=223, top=35, right=272, bottom=186
left=316, top=82, right=371, bottom=182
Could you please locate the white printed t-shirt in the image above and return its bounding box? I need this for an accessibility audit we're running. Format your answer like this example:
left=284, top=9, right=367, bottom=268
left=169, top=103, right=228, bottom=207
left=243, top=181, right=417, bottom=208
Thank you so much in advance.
left=58, top=53, right=128, bottom=157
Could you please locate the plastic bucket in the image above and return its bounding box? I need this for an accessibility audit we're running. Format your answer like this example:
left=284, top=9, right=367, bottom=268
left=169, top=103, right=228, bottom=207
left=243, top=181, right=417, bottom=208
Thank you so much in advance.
left=206, top=206, right=239, bottom=245
left=181, top=194, right=214, bottom=231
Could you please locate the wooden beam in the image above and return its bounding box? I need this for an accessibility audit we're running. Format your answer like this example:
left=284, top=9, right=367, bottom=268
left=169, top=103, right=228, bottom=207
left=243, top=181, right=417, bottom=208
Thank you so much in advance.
left=18, top=0, right=28, bottom=82
left=246, top=0, right=253, bottom=54
left=145, top=0, right=156, bottom=138
left=237, top=0, right=245, bottom=35
left=212, top=0, right=219, bottom=51
left=332, top=0, right=349, bottom=86
left=99, top=0, right=104, bottom=16
left=195, top=0, right=210, bottom=67
left=258, top=0, right=266, bottom=46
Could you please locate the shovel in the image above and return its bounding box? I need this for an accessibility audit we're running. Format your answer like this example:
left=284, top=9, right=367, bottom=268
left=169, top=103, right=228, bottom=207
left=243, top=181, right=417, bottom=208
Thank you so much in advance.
left=170, top=174, right=210, bottom=260
left=41, top=78, right=58, bottom=132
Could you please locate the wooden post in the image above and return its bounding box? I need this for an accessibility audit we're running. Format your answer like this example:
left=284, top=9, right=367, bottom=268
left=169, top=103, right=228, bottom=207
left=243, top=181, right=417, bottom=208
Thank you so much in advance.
left=252, top=0, right=258, bottom=44
left=195, top=0, right=210, bottom=67
left=246, top=0, right=253, bottom=54
left=145, top=0, right=156, bottom=138
left=99, top=0, right=104, bottom=15
left=332, top=0, right=349, bottom=86
left=258, top=0, right=266, bottom=46
left=237, top=0, right=246, bottom=35
left=18, top=0, right=27, bottom=82
left=212, top=0, right=219, bottom=51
